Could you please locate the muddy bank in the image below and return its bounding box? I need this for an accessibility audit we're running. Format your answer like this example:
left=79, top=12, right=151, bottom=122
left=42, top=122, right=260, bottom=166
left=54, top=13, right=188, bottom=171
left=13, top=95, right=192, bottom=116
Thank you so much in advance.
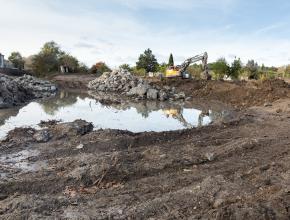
left=53, top=74, right=96, bottom=89
left=0, top=99, right=290, bottom=218
left=53, top=73, right=290, bottom=109
left=155, top=78, right=290, bottom=108
left=1, top=74, right=290, bottom=219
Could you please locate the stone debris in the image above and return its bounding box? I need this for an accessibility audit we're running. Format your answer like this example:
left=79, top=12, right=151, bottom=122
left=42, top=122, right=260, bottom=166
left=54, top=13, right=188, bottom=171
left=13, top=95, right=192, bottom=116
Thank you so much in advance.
left=33, top=130, right=52, bottom=143
left=53, top=120, right=94, bottom=137
left=14, top=75, right=57, bottom=98
left=88, top=69, right=187, bottom=101
left=0, top=74, right=57, bottom=109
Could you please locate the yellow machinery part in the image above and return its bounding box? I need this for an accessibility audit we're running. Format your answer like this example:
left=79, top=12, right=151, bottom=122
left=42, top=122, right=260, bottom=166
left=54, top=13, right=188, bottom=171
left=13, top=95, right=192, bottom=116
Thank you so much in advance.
left=163, top=109, right=179, bottom=117
left=165, top=69, right=181, bottom=78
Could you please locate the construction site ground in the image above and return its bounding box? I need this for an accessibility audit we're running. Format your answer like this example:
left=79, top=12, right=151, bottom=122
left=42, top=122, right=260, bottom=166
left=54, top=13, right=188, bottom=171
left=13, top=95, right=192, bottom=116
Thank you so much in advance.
left=1, top=76, right=290, bottom=219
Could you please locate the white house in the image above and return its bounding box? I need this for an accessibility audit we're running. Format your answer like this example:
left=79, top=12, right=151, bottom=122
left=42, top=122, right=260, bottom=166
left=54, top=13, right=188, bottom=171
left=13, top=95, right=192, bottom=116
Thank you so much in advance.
left=0, top=53, right=4, bottom=68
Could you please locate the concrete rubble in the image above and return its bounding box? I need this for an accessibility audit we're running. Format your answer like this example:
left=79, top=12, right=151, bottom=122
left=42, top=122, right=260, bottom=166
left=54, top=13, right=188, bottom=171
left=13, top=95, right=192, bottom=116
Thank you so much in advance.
left=88, top=69, right=187, bottom=101
left=0, top=74, right=57, bottom=109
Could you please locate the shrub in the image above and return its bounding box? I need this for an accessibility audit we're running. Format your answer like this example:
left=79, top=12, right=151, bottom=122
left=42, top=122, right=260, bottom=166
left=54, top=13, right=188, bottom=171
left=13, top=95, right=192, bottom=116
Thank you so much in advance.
left=132, top=67, right=146, bottom=77
left=90, top=62, right=111, bottom=76
left=210, top=58, right=230, bottom=80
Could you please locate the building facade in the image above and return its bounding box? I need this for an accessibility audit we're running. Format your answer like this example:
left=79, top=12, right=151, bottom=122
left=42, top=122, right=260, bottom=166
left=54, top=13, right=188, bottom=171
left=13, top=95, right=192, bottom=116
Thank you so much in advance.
left=0, top=53, right=4, bottom=68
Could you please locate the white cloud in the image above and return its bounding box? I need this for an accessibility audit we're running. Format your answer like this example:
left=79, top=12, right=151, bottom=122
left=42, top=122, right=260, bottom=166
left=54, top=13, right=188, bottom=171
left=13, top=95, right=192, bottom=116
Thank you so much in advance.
left=0, top=0, right=289, bottom=68
left=114, top=0, right=237, bottom=11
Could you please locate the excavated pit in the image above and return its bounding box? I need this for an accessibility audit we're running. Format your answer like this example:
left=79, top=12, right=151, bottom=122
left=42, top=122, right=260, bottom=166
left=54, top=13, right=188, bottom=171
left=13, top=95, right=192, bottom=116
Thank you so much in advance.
left=0, top=89, right=233, bottom=139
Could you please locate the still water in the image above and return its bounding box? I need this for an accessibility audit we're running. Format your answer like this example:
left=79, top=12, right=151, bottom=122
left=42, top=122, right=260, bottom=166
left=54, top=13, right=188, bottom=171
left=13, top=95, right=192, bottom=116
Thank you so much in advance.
left=0, top=90, right=229, bottom=138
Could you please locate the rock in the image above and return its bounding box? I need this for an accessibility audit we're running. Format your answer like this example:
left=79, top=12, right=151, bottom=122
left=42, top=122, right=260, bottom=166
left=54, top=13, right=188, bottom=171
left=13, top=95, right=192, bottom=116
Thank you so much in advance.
left=0, top=74, right=57, bottom=109
left=158, top=90, right=168, bottom=101
left=146, top=89, right=158, bottom=100
left=33, top=130, right=51, bottom=143
left=76, top=144, right=84, bottom=149
left=264, top=102, right=272, bottom=107
left=127, top=84, right=149, bottom=97
left=205, top=152, right=215, bottom=161
left=177, top=92, right=186, bottom=99
left=54, top=120, right=93, bottom=137
left=88, top=69, right=186, bottom=102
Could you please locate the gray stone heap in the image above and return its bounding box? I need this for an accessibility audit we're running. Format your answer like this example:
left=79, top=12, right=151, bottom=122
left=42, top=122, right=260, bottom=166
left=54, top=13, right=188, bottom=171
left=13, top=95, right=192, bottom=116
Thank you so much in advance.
left=0, top=74, right=57, bottom=108
left=88, top=69, right=186, bottom=101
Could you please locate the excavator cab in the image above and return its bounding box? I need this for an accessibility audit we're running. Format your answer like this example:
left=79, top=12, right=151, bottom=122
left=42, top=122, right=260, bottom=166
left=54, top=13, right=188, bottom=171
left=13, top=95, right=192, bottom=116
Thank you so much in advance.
left=165, top=66, right=180, bottom=78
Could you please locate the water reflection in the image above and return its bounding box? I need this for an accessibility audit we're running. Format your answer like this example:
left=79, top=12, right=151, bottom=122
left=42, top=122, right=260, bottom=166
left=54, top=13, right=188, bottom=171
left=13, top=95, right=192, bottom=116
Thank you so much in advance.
left=0, top=90, right=231, bottom=138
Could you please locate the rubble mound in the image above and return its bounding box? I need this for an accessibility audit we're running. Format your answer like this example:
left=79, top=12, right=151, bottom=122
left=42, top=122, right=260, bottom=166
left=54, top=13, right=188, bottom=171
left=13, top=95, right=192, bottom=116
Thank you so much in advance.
left=0, top=74, right=57, bottom=109
left=88, top=69, right=186, bottom=101
left=14, top=75, right=57, bottom=98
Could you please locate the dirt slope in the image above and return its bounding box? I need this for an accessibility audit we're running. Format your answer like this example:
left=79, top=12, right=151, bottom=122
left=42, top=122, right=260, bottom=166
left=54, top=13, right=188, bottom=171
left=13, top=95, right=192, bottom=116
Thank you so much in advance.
left=0, top=78, right=290, bottom=219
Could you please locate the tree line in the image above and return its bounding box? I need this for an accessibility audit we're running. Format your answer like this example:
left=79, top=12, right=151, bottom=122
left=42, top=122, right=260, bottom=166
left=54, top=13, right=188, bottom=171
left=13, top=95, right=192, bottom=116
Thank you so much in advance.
left=6, top=41, right=290, bottom=79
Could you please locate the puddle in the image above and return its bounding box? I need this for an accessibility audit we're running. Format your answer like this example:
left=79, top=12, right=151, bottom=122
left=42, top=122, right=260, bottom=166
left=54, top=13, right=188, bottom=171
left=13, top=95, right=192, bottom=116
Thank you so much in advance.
left=0, top=149, right=47, bottom=175
left=0, top=90, right=231, bottom=139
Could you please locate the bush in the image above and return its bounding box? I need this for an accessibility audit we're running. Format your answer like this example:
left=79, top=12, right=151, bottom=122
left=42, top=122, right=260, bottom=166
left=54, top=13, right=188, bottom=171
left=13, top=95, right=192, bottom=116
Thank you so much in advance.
left=132, top=67, right=146, bottom=77
left=245, top=60, right=259, bottom=79
left=90, top=62, right=111, bottom=76
left=210, top=58, right=230, bottom=80
left=187, top=64, right=203, bottom=79
left=119, top=64, right=132, bottom=72
left=8, top=52, right=25, bottom=70
left=78, top=63, right=89, bottom=74
left=229, top=58, right=242, bottom=79
left=158, top=62, right=168, bottom=74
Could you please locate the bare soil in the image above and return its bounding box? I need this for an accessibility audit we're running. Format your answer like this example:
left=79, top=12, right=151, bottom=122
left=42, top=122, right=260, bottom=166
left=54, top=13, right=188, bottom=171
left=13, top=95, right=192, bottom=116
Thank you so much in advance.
left=53, top=74, right=97, bottom=89
left=1, top=76, right=290, bottom=219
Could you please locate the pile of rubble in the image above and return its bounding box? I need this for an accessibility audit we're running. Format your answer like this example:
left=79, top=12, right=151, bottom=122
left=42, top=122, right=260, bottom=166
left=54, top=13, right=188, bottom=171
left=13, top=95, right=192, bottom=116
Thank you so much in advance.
left=14, top=75, right=57, bottom=98
left=88, top=69, right=187, bottom=101
left=0, top=74, right=57, bottom=109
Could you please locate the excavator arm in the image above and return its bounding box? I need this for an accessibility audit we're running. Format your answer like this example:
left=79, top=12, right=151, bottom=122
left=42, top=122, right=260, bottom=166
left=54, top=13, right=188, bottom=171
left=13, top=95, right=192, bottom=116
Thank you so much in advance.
left=177, top=52, right=211, bottom=80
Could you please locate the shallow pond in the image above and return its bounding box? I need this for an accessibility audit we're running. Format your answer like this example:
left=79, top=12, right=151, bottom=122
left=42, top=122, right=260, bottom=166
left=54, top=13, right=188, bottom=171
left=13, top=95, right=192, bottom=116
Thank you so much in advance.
left=0, top=90, right=231, bottom=138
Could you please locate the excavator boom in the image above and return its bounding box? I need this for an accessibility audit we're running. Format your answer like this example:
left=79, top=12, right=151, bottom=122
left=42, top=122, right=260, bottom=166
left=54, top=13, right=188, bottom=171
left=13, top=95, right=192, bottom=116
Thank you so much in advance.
left=165, top=52, right=210, bottom=80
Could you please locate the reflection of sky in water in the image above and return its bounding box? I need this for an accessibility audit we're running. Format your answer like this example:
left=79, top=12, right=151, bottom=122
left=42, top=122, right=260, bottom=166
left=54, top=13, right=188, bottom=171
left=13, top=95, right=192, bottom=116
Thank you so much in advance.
left=0, top=96, right=212, bottom=138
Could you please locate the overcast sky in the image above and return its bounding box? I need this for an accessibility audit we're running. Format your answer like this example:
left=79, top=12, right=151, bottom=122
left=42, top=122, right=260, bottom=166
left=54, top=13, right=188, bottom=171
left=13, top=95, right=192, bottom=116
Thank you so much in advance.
left=1, top=0, right=290, bottom=67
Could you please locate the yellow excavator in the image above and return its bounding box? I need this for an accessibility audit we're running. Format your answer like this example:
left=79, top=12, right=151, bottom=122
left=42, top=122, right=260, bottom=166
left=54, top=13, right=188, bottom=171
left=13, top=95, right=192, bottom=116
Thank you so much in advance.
left=163, top=108, right=210, bottom=128
left=165, top=52, right=211, bottom=80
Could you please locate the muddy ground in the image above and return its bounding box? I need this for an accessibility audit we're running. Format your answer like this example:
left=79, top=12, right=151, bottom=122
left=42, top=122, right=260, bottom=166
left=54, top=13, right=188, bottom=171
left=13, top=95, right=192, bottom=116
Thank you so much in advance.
left=1, top=76, right=290, bottom=219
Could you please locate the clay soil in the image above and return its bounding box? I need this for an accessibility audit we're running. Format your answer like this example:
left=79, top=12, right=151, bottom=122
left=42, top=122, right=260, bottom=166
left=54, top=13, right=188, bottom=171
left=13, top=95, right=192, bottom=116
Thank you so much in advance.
left=1, top=77, right=290, bottom=219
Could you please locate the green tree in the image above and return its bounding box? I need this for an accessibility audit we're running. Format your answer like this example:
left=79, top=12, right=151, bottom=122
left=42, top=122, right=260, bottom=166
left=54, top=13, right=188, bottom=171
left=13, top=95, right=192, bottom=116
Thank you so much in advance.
left=285, top=65, right=290, bottom=77
left=59, top=54, right=79, bottom=72
left=8, top=52, right=25, bottom=70
left=158, top=62, right=168, bottom=73
left=187, top=64, right=203, bottom=79
left=168, top=53, right=174, bottom=66
left=136, top=48, right=159, bottom=73
left=78, top=63, right=89, bottom=73
left=119, top=63, right=132, bottom=72
left=210, top=58, right=230, bottom=79
left=229, top=58, right=242, bottom=79
left=31, top=41, right=62, bottom=75
left=90, top=62, right=111, bottom=76
left=245, top=60, right=259, bottom=79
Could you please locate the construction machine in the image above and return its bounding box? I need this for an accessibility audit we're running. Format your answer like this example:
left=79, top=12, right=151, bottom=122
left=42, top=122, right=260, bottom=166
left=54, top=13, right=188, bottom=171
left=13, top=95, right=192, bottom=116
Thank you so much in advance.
left=165, top=52, right=211, bottom=80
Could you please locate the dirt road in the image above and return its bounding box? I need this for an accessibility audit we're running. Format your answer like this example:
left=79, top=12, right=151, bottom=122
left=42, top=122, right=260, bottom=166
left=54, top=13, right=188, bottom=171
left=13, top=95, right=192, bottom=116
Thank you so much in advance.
left=0, top=78, right=290, bottom=219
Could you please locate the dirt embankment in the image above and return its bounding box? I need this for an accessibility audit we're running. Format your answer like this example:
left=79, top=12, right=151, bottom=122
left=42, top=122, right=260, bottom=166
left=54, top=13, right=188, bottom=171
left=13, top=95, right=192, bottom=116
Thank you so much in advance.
left=155, top=78, right=290, bottom=108
left=0, top=76, right=290, bottom=219
left=53, top=74, right=97, bottom=89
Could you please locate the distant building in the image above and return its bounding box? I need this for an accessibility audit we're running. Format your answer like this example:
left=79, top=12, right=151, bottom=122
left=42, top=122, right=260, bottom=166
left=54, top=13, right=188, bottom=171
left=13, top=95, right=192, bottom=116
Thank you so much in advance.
left=4, top=60, right=14, bottom=68
left=0, top=53, right=4, bottom=68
